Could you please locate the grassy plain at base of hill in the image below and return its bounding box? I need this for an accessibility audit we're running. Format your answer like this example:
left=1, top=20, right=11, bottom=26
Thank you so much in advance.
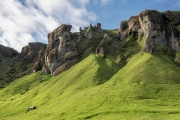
left=1, top=53, right=180, bottom=120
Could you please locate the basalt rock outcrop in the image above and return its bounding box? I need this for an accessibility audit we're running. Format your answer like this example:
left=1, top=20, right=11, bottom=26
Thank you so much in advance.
left=19, top=42, right=47, bottom=64
left=77, top=23, right=104, bottom=57
left=32, top=45, right=46, bottom=72
left=19, top=42, right=47, bottom=71
left=139, top=10, right=167, bottom=52
left=43, top=24, right=78, bottom=76
left=1, top=9, right=180, bottom=81
left=96, top=33, right=121, bottom=58
left=42, top=10, right=180, bottom=76
left=119, top=10, right=180, bottom=53
left=119, top=16, right=143, bottom=44
left=42, top=23, right=104, bottom=76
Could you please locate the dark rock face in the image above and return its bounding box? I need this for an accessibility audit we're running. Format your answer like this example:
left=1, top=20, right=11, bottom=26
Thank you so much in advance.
left=42, top=23, right=104, bottom=76
left=18, top=45, right=29, bottom=59
left=163, top=11, right=180, bottom=51
left=19, top=42, right=47, bottom=64
left=119, top=17, right=142, bottom=42
left=96, top=34, right=108, bottom=58
left=141, top=10, right=180, bottom=52
left=119, top=10, right=180, bottom=53
left=18, top=42, right=47, bottom=72
left=42, top=64, right=50, bottom=74
left=0, top=44, right=19, bottom=58
left=44, top=24, right=78, bottom=76
left=96, top=33, right=120, bottom=58
left=164, top=10, right=180, bottom=25
left=139, top=10, right=167, bottom=52
left=1, top=9, right=180, bottom=80
left=128, top=16, right=143, bottom=37
left=32, top=46, right=46, bottom=72
left=119, top=20, right=128, bottom=41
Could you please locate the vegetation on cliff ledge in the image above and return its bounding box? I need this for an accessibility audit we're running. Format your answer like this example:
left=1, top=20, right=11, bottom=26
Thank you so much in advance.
left=1, top=9, right=180, bottom=119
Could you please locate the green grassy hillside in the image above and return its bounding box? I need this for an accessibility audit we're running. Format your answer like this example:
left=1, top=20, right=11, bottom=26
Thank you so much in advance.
left=1, top=52, right=180, bottom=120
left=0, top=57, right=32, bottom=89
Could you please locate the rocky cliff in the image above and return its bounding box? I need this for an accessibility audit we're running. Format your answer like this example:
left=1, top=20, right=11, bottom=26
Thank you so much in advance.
left=119, top=10, right=180, bottom=53
left=42, top=24, right=79, bottom=76
left=19, top=42, right=47, bottom=72
left=39, top=10, right=180, bottom=76
left=0, top=9, right=180, bottom=84
left=0, top=43, right=46, bottom=88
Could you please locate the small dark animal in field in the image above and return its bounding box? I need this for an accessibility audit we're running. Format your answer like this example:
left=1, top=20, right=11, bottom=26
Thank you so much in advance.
left=27, top=106, right=36, bottom=112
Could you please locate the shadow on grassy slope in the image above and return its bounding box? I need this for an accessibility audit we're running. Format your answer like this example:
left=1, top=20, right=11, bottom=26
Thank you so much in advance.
left=94, top=55, right=121, bottom=85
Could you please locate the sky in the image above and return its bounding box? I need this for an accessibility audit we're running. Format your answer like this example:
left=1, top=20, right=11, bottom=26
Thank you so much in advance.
left=0, top=0, right=179, bottom=52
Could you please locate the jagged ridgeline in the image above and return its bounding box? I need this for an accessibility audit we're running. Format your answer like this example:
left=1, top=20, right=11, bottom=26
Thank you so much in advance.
left=34, top=9, right=180, bottom=76
left=1, top=9, right=180, bottom=119
left=0, top=10, right=180, bottom=88
left=40, top=23, right=122, bottom=76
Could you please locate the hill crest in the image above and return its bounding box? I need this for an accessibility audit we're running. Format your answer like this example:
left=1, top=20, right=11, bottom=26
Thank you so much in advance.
left=0, top=9, right=180, bottom=87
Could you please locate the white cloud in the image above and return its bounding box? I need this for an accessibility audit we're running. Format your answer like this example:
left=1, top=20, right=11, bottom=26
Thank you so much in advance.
left=0, top=0, right=96, bottom=52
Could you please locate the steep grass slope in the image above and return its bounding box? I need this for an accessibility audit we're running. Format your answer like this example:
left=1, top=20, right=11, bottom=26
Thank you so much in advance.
left=1, top=53, right=180, bottom=119
left=0, top=57, right=32, bottom=88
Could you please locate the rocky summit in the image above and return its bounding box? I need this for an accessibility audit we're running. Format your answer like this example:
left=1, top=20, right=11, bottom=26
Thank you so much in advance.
left=43, top=24, right=79, bottom=76
left=0, top=44, right=18, bottom=58
left=19, top=42, right=47, bottom=72
left=120, top=10, right=180, bottom=53
left=0, top=9, right=180, bottom=87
